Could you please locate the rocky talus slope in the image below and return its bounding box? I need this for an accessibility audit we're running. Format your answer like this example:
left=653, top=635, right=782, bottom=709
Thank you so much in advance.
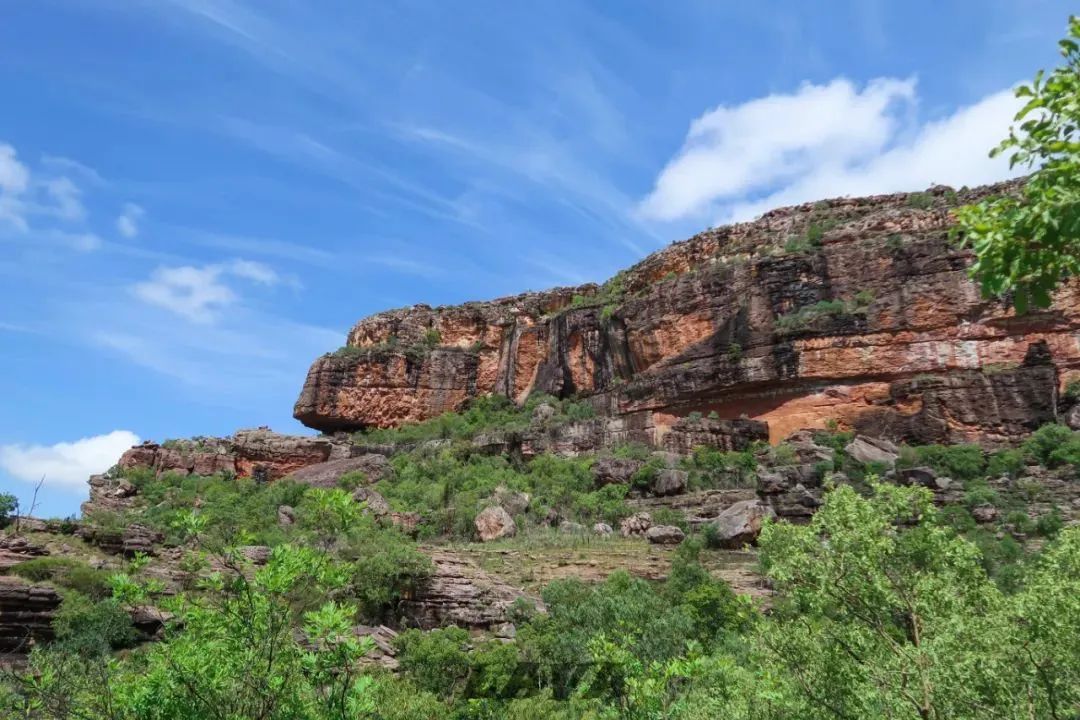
left=295, top=181, right=1077, bottom=445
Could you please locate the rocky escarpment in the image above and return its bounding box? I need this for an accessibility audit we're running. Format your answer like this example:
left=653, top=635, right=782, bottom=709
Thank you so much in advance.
left=296, top=181, right=1077, bottom=446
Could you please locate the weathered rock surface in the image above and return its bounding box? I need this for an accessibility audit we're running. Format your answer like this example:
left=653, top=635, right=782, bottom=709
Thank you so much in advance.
left=645, top=525, right=686, bottom=545
left=707, top=499, right=775, bottom=549
left=620, top=512, right=652, bottom=538
left=295, top=181, right=1072, bottom=447
left=106, top=428, right=354, bottom=489
left=401, top=550, right=541, bottom=629
left=474, top=506, right=516, bottom=542
left=651, top=468, right=688, bottom=497
left=77, top=523, right=164, bottom=557
left=628, top=488, right=758, bottom=528
left=0, top=577, right=61, bottom=655
left=844, top=435, right=899, bottom=466
left=0, top=536, right=49, bottom=570
left=352, top=487, right=392, bottom=517
left=592, top=457, right=644, bottom=486
left=288, top=454, right=393, bottom=488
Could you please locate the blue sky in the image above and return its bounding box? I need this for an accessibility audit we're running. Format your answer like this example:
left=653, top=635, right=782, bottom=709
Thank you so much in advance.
left=0, top=0, right=1070, bottom=517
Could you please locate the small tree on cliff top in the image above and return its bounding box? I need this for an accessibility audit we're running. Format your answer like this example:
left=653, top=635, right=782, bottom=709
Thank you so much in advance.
left=955, top=15, right=1080, bottom=312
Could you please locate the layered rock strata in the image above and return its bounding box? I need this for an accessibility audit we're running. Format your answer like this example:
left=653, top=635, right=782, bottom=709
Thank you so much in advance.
left=295, top=181, right=1077, bottom=446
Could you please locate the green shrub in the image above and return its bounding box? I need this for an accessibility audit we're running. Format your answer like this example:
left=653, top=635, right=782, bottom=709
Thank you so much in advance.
left=768, top=443, right=799, bottom=467
left=422, top=328, right=442, bottom=347
left=1022, top=423, right=1075, bottom=466
left=774, top=297, right=867, bottom=335
left=0, top=492, right=16, bottom=527
left=1005, top=510, right=1036, bottom=535
left=963, top=481, right=1000, bottom=509
left=9, top=558, right=114, bottom=600
left=345, top=531, right=432, bottom=622
left=52, top=592, right=136, bottom=656
left=897, top=443, right=985, bottom=481
left=986, top=449, right=1025, bottom=478
left=1064, top=377, right=1080, bottom=401
left=906, top=191, right=935, bottom=209
left=651, top=507, right=688, bottom=532
left=1036, top=510, right=1064, bottom=538
left=683, top=447, right=757, bottom=490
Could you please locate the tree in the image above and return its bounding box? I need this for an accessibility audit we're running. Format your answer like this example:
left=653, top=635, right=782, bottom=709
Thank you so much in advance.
left=955, top=16, right=1080, bottom=312
left=670, top=482, right=1080, bottom=720
left=0, top=492, right=16, bottom=527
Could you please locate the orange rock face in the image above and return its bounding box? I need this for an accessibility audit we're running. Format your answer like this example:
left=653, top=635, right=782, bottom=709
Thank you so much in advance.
left=295, top=180, right=1073, bottom=445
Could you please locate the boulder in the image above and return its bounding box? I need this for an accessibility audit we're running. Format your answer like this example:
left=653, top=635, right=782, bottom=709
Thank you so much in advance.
left=493, top=486, right=531, bottom=515
left=645, top=525, right=685, bottom=545
left=400, top=550, right=543, bottom=629
left=532, top=403, right=557, bottom=423
left=558, top=521, right=586, bottom=534
left=896, top=466, right=951, bottom=491
left=620, top=512, right=652, bottom=538
left=390, top=512, right=422, bottom=535
left=277, top=505, right=296, bottom=526
left=353, top=487, right=391, bottom=517
left=707, top=499, right=774, bottom=549
left=972, top=504, right=999, bottom=524
left=130, top=605, right=174, bottom=639
left=1067, top=403, right=1080, bottom=431
left=289, top=454, right=393, bottom=488
left=592, top=522, right=613, bottom=536
left=475, top=506, right=516, bottom=542
left=592, top=457, right=644, bottom=487
left=651, top=468, right=688, bottom=497
left=844, top=436, right=899, bottom=466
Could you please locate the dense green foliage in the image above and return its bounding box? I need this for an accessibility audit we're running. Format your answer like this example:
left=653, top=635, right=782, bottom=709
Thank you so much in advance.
left=0, top=492, right=16, bottom=527
left=356, top=393, right=594, bottom=447
left=955, top=16, right=1080, bottom=311
left=5, top=479, right=1078, bottom=719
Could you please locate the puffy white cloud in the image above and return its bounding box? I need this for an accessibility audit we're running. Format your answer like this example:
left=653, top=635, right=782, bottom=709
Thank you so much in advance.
left=116, top=202, right=144, bottom=238
left=0, top=430, right=140, bottom=489
left=133, top=265, right=238, bottom=322
left=132, top=259, right=281, bottom=322
left=639, top=78, right=1024, bottom=224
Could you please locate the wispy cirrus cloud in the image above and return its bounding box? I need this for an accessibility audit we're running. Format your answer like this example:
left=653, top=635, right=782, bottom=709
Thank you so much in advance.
left=116, top=202, right=144, bottom=238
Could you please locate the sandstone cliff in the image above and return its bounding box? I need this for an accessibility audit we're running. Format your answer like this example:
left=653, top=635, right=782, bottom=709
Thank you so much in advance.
left=295, top=181, right=1076, bottom=445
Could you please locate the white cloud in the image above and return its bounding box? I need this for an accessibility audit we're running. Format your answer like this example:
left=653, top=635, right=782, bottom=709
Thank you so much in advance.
left=639, top=78, right=1024, bottom=224
left=133, top=265, right=238, bottom=323
left=0, top=144, right=30, bottom=230
left=0, top=144, right=30, bottom=194
left=0, top=430, right=140, bottom=489
left=57, top=231, right=103, bottom=252
left=116, top=202, right=144, bottom=238
left=226, top=258, right=278, bottom=284
left=43, top=176, right=85, bottom=221
left=132, top=259, right=281, bottom=323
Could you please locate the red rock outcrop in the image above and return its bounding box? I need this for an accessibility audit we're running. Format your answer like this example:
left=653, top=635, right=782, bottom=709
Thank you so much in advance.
left=113, top=429, right=354, bottom=482
left=0, top=577, right=61, bottom=656
left=296, top=181, right=1075, bottom=446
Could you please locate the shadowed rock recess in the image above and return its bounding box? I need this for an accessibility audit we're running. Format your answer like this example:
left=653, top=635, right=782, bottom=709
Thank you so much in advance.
left=294, top=181, right=1076, bottom=446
